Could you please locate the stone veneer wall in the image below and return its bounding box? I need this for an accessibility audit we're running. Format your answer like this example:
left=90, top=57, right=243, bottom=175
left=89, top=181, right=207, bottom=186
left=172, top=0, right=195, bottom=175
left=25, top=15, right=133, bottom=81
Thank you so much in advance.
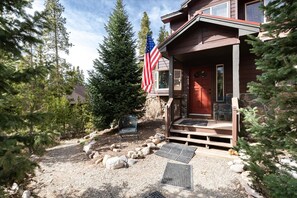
left=144, top=96, right=168, bottom=119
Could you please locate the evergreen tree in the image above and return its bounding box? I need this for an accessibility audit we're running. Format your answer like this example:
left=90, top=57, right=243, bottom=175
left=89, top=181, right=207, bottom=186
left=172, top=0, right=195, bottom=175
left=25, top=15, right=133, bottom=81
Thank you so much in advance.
left=43, top=0, right=72, bottom=95
left=157, top=25, right=169, bottom=45
left=137, top=12, right=152, bottom=55
left=88, top=0, right=145, bottom=129
left=0, top=0, right=48, bottom=185
left=240, top=1, right=297, bottom=197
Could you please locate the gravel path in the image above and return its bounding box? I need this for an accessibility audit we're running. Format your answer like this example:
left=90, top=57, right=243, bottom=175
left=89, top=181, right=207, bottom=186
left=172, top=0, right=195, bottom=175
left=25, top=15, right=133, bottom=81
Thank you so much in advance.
left=27, top=120, right=247, bottom=197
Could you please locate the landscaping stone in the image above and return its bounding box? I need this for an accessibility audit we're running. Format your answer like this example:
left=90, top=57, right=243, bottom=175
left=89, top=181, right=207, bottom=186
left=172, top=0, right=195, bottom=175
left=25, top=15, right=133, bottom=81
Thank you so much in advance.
left=95, top=158, right=103, bottom=165
left=154, top=133, right=165, bottom=141
left=147, top=143, right=156, bottom=149
left=103, top=154, right=111, bottom=166
left=22, top=190, right=31, bottom=198
left=136, top=151, right=144, bottom=158
left=233, top=159, right=244, bottom=165
left=11, top=183, right=19, bottom=193
left=149, top=136, right=154, bottom=140
left=105, top=157, right=126, bottom=170
left=135, top=147, right=142, bottom=152
left=119, top=155, right=128, bottom=163
left=110, top=144, right=116, bottom=150
left=227, top=161, right=234, bottom=166
left=112, top=148, right=121, bottom=152
left=131, top=153, right=138, bottom=159
left=127, top=159, right=138, bottom=166
left=83, top=140, right=96, bottom=155
left=93, top=151, right=100, bottom=159
left=127, top=151, right=136, bottom=158
left=230, top=164, right=244, bottom=173
left=157, top=142, right=166, bottom=148
left=152, top=138, right=161, bottom=145
left=145, top=139, right=153, bottom=143
left=141, top=147, right=150, bottom=156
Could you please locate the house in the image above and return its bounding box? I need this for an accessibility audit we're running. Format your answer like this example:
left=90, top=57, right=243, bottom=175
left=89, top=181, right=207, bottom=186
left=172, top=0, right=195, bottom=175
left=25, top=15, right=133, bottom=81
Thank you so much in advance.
left=159, top=0, right=270, bottom=148
left=67, top=85, right=87, bottom=105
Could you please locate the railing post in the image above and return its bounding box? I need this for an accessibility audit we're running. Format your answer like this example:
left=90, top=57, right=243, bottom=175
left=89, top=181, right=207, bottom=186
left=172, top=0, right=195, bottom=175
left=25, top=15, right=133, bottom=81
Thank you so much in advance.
left=165, top=98, right=173, bottom=138
left=232, top=97, right=239, bottom=146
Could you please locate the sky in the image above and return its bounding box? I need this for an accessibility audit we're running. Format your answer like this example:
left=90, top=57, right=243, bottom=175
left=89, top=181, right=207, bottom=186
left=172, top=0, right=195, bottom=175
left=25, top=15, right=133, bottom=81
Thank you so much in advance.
left=30, top=0, right=183, bottom=79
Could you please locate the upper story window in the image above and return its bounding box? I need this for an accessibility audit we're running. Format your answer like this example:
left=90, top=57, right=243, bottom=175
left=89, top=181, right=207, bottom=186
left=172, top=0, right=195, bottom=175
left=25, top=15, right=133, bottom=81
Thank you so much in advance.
left=202, top=2, right=230, bottom=18
left=245, top=0, right=272, bottom=23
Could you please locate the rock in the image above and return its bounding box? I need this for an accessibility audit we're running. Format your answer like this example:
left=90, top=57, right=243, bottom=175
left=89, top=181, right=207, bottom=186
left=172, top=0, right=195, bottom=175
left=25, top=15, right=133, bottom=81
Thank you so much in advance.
left=11, top=183, right=19, bottom=192
left=83, top=134, right=90, bottom=139
left=135, top=147, right=142, bottom=152
left=155, top=133, right=165, bottom=141
left=103, top=154, right=111, bottom=166
left=227, top=161, right=234, bottom=166
left=119, top=155, right=128, bottom=163
left=110, top=143, right=116, bottom=150
left=141, top=147, right=150, bottom=156
left=22, top=190, right=30, bottom=198
left=95, top=158, right=103, bottom=165
left=128, top=159, right=138, bottom=166
left=137, top=151, right=144, bottom=158
left=157, top=142, right=166, bottom=148
left=127, top=151, right=136, bottom=158
left=112, top=148, right=121, bottom=152
left=93, top=151, right=100, bottom=159
left=141, top=143, right=148, bottom=147
left=131, top=153, right=138, bottom=159
left=233, top=159, right=244, bottom=165
left=152, top=138, right=161, bottom=145
left=83, top=140, right=96, bottom=155
left=230, top=164, right=245, bottom=173
left=147, top=143, right=156, bottom=149
left=145, top=139, right=153, bottom=143
left=149, top=136, right=154, bottom=140
left=105, top=157, right=126, bottom=169
left=241, top=171, right=253, bottom=186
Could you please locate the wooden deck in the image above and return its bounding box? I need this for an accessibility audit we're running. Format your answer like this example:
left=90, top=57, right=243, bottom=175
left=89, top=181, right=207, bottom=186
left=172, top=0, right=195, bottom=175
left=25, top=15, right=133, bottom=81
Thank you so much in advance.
left=168, top=118, right=233, bottom=149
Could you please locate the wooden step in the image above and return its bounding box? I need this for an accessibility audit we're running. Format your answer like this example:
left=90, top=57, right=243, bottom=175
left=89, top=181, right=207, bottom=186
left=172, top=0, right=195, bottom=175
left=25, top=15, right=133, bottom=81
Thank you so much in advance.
left=168, top=136, right=232, bottom=148
left=170, top=129, right=232, bottom=139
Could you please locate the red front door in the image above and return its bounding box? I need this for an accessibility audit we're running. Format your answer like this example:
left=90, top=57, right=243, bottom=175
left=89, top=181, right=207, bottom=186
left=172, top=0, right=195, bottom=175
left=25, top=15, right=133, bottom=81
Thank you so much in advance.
left=189, top=66, right=212, bottom=115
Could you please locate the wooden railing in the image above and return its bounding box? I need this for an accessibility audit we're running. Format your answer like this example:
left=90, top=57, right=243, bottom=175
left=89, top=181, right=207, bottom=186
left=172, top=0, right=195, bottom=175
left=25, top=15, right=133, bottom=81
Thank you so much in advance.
left=232, top=97, right=239, bottom=146
left=165, top=98, right=174, bottom=138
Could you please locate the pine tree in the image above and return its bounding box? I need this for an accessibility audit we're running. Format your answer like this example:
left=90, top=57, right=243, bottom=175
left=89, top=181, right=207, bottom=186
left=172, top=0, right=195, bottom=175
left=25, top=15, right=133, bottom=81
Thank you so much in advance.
left=240, top=1, right=297, bottom=197
left=138, top=12, right=152, bottom=55
left=0, top=0, right=48, bottom=185
left=88, top=0, right=145, bottom=129
left=43, top=0, right=72, bottom=95
left=157, top=25, right=169, bottom=45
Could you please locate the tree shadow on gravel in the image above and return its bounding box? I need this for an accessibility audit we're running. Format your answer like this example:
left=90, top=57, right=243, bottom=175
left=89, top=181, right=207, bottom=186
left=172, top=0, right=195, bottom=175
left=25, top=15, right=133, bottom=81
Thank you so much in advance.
left=41, top=143, right=88, bottom=165
left=53, top=180, right=247, bottom=198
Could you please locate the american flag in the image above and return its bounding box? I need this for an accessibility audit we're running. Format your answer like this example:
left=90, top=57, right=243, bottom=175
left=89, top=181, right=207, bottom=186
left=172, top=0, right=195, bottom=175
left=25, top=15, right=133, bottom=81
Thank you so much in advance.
left=141, top=34, right=162, bottom=93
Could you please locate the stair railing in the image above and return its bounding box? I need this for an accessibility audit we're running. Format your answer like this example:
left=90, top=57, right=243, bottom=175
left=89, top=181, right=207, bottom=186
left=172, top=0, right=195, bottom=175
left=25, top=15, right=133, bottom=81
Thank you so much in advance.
left=232, top=97, right=239, bottom=146
left=165, top=98, right=174, bottom=138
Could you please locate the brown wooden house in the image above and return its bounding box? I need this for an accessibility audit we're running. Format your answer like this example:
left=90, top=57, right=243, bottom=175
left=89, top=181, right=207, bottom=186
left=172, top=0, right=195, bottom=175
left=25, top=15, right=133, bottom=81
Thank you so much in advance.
left=160, top=0, right=269, bottom=148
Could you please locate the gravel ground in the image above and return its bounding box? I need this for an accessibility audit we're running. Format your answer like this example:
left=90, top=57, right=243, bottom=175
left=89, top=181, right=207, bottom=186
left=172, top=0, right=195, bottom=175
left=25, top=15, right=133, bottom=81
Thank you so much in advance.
left=28, top=120, right=247, bottom=198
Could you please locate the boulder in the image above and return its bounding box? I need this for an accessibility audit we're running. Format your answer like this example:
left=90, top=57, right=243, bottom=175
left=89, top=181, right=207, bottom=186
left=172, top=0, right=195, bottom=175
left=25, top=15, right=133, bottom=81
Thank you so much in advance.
left=233, top=159, right=244, bottom=165
left=127, top=151, right=136, bottom=158
left=105, top=157, right=126, bottom=169
left=83, top=140, right=96, bottom=155
left=95, top=158, right=103, bottom=165
left=112, top=148, right=121, bottom=152
left=155, top=133, right=165, bottom=141
left=93, top=151, right=101, bottom=159
left=227, top=161, right=234, bottom=166
left=149, top=136, right=154, bottom=140
left=128, top=159, right=138, bottom=166
left=230, top=164, right=244, bottom=173
left=11, top=183, right=19, bottom=192
left=22, top=190, right=31, bottom=198
left=119, top=155, right=128, bottom=163
left=152, top=138, right=161, bottom=145
left=131, top=153, right=138, bottom=159
left=110, top=144, right=116, bottom=150
left=135, top=147, right=142, bottom=152
left=145, top=139, right=153, bottom=143
left=147, top=143, right=156, bottom=149
left=141, top=147, right=150, bottom=156
left=136, top=151, right=144, bottom=158
left=103, top=154, right=111, bottom=166
left=157, top=142, right=166, bottom=148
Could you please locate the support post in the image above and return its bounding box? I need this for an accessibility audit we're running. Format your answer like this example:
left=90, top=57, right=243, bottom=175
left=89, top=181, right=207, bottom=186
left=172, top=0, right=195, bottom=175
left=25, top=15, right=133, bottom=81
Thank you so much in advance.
left=232, top=44, right=240, bottom=98
left=169, top=56, right=174, bottom=120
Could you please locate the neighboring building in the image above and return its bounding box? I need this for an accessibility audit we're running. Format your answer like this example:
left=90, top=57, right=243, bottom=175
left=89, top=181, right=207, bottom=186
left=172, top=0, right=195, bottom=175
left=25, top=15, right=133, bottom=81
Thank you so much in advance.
left=160, top=0, right=269, bottom=148
left=67, top=85, right=87, bottom=105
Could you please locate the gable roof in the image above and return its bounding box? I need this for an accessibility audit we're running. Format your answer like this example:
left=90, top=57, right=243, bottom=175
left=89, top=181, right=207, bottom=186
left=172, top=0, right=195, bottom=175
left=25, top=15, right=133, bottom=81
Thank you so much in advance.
left=159, top=13, right=260, bottom=52
left=67, top=85, right=87, bottom=104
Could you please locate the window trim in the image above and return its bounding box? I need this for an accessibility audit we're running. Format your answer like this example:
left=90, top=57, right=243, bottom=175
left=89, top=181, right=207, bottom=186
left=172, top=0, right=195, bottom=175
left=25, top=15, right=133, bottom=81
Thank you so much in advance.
left=216, top=64, right=225, bottom=102
left=154, top=70, right=169, bottom=91
left=202, top=1, right=230, bottom=18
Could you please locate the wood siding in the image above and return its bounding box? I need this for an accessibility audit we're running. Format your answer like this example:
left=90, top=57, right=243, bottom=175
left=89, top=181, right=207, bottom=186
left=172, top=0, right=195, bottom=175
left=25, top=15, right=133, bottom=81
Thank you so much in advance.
left=239, top=37, right=260, bottom=93
left=188, top=0, right=237, bottom=19
left=167, top=23, right=238, bottom=56
left=170, top=17, right=188, bottom=33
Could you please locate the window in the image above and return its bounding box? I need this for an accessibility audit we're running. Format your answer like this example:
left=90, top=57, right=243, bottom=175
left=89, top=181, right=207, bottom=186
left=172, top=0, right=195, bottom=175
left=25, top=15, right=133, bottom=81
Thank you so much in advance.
left=245, top=0, right=272, bottom=23
left=216, top=64, right=224, bottom=102
left=246, top=1, right=263, bottom=23
left=154, top=69, right=182, bottom=90
left=174, top=69, right=182, bottom=90
left=202, top=2, right=229, bottom=17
